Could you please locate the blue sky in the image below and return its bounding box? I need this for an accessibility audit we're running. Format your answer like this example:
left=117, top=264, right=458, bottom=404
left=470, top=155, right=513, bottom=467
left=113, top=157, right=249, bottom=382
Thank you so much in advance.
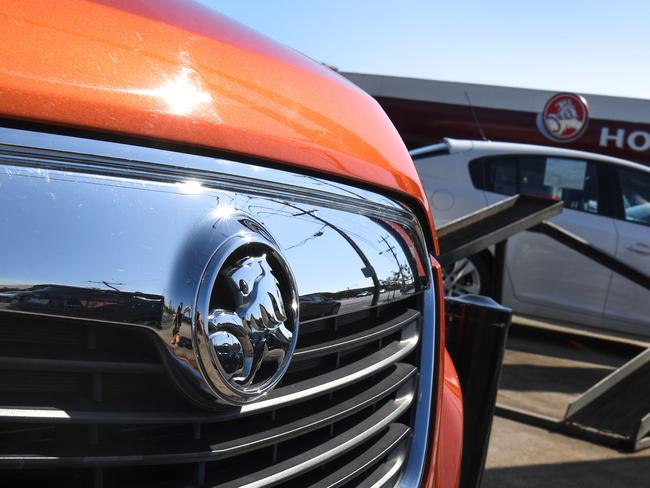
left=199, top=0, right=649, bottom=99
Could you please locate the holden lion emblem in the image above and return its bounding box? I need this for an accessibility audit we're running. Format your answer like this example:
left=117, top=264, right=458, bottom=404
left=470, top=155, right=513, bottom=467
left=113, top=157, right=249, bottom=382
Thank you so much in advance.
left=538, top=93, right=590, bottom=142
left=193, top=224, right=299, bottom=405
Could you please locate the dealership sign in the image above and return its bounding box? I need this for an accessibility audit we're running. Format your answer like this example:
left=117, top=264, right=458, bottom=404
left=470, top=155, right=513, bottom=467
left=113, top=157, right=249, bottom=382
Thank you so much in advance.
left=537, top=93, right=650, bottom=155
left=348, top=72, right=650, bottom=167
left=599, top=127, right=650, bottom=152
left=538, top=93, right=590, bottom=142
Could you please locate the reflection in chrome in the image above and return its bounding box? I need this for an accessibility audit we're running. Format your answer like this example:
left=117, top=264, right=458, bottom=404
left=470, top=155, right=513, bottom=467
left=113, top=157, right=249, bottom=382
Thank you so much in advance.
left=0, top=284, right=164, bottom=325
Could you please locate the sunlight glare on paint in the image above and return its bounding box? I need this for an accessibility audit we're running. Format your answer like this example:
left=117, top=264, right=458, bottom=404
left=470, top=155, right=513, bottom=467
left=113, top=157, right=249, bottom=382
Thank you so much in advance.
left=152, top=68, right=212, bottom=116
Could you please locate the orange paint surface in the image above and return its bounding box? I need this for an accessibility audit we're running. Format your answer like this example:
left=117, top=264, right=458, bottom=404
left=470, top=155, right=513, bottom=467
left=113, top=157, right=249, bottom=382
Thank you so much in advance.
left=0, top=0, right=437, bottom=242
left=426, top=350, right=463, bottom=488
left=425, top=259, right=463, bottom=488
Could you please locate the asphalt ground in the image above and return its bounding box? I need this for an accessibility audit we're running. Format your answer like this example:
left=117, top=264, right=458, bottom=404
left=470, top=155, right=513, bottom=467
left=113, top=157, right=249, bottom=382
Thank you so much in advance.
left=483, top=416, right=650, bottom=488
left=482, top=320, right=650, bottom=487
left=496, top=331, right=627, bottom=420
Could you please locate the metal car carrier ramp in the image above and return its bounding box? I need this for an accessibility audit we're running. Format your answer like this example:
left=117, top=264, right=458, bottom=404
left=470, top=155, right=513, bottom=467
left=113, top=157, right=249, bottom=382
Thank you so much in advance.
left=436, top=194, right=563, bottom=267
left=495, top=321, right=650, bottom=451
left=435, top=193, right=650, bottom=450
left=565, top=347, right=650, bottom=450
left=436, top=194, right=563, bottom=304
left=494, top=221, right=650, bottom=451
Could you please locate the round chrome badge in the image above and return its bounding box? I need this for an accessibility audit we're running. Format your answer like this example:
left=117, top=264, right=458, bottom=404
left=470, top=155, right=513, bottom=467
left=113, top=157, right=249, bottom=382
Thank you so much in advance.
left=194, top=224, right=299, bottom=405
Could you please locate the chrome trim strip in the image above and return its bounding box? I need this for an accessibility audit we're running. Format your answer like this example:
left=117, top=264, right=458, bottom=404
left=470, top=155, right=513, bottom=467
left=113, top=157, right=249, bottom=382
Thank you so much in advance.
left=364, top=449, right=408, bottom=488
left=0, top=127, right=411, bottom=223
left=0, top=408, right=71, bottom=419
left=399, top=285, right=436, bottom=488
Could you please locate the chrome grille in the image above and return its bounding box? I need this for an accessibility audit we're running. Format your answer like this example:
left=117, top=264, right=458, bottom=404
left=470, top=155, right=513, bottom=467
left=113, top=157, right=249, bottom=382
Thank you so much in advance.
left=0, top=127, right=436, bottom=487
left=0, top=296, right=421, bottom=487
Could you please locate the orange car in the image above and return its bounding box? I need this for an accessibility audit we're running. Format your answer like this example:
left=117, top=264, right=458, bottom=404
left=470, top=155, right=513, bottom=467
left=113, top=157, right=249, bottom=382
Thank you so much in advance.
left=0, top=1, right=462, bottom=487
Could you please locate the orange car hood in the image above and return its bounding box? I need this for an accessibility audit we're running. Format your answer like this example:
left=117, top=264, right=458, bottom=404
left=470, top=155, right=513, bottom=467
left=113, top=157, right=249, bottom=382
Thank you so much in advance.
left=0, top=0, right=432, bottom=219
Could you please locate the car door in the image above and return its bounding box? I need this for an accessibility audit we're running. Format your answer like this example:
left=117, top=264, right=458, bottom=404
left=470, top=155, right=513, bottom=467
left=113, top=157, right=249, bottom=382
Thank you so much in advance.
left=415, top=151, right=490, bottom=227
left=604, top=166, right=650, bottom=332
left=482, top=155, right=616, bottom=320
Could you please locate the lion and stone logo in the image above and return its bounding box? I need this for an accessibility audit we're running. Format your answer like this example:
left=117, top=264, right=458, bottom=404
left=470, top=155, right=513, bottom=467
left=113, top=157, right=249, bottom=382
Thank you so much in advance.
left=207, top=254, right=293, bottom=389
left=538, top=93, right=590, bottom=142
left=191, top=230, right=299, bottom=405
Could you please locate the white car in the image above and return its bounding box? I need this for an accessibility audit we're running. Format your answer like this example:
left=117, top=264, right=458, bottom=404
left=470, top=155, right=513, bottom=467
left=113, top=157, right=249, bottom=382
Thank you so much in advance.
left=413, top=139, right=650, bottom=337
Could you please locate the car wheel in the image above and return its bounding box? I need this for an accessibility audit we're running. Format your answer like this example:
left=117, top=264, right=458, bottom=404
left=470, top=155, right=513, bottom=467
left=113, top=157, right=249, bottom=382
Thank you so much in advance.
left=443, top=254, right=491, bottom=297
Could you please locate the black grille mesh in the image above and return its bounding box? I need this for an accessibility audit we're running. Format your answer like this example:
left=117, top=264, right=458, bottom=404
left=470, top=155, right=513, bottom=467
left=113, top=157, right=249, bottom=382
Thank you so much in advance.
left=0, top=296, right=421, bottom=487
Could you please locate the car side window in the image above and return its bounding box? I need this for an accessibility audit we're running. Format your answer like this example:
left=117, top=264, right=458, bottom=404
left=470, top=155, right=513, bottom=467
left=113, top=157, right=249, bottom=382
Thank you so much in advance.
left=482, top=156, right=599, bottom=214
left=485, top=158, right=517, bottom=195
left=519, top=156, right=599, bottom=214
left=519, top=156, right=557, bottom=199
left=617, top=167, right=650, bottom=226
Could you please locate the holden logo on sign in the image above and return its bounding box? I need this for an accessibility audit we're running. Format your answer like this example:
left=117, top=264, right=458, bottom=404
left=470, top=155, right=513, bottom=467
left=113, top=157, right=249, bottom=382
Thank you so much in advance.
left=537, top=93, right=590, bottom=143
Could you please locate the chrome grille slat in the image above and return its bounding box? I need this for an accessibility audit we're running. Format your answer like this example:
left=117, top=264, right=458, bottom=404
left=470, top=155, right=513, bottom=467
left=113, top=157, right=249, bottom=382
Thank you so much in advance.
left=307, top=424, right=411, bottom=488
left=293, top=309, right=420, bottom=361
left=0, top=355, right=164, bottom=375
left=356, top=455, right=406, bottom=488
left=211, top=387, right=414, bottom=488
